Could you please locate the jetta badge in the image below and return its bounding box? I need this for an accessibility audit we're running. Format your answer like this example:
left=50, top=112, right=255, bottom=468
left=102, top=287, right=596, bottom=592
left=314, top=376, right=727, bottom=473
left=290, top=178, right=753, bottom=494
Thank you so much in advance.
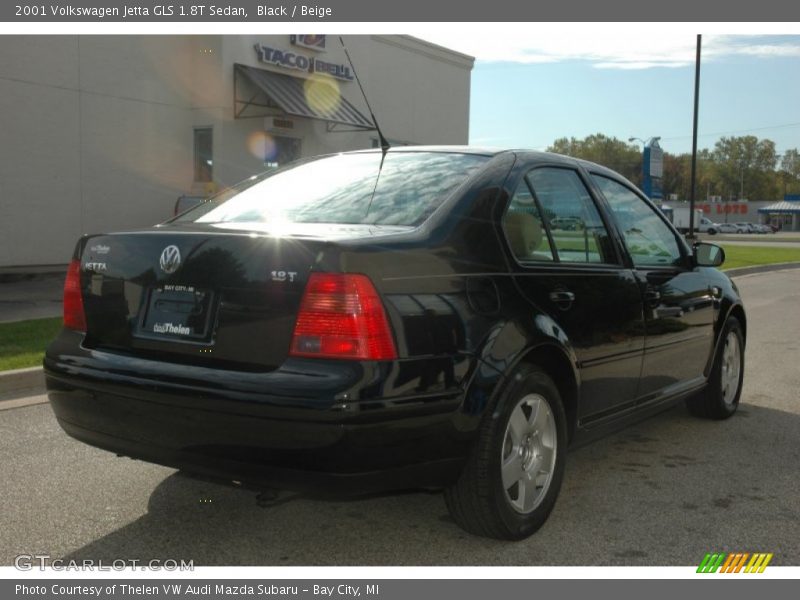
left=159, top=245, right=181, bottom=274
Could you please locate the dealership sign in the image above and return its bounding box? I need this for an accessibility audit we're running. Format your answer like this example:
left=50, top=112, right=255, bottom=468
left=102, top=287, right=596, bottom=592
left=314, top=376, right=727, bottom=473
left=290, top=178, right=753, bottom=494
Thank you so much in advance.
left=254, top=43, right=353, bottom=81
left=642, top=139, right=664, bottom=200
left=646, top=143, right=663, bottom=178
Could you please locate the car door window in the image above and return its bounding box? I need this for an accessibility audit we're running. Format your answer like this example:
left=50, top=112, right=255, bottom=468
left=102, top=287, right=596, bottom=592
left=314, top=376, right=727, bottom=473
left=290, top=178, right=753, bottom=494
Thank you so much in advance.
left=592, top=175, right=683, bottom=267
left=526, top=168, right=612, bottom=264
left=502, top=180, right=556, bottom=262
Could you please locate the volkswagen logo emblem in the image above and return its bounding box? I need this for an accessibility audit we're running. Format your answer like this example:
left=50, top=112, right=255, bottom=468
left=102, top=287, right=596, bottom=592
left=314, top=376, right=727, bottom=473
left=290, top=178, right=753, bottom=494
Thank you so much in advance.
left=159, top=245, right=181, bottom=274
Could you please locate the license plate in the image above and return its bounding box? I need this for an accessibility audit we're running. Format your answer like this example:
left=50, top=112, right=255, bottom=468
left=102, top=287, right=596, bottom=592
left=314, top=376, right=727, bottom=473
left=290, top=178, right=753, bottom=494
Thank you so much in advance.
left=136, top=284, right=214, bottom=341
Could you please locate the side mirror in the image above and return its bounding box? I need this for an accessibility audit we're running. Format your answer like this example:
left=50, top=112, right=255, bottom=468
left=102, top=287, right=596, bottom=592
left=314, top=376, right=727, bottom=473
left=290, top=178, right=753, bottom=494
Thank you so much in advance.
left=694, top=242, right=725, bottom=267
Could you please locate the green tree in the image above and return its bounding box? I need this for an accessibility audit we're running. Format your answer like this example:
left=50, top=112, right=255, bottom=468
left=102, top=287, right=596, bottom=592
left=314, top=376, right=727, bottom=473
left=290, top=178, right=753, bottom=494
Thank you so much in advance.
left=547, top=133, right=642, bottom=185
left=697, top=149, right=723, bottom=201
left=712, top=136, right=779, bottom=201
left=661, top=152, right=689, bottom=200
left=547, top=133, right=785, bottom=202
left=779, top=149, right=800, bottom=195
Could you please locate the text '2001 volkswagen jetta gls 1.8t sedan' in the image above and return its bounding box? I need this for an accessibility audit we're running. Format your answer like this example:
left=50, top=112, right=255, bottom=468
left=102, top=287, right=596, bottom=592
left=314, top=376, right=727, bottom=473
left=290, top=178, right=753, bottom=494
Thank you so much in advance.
left=45, top=148, right=746, bottom=540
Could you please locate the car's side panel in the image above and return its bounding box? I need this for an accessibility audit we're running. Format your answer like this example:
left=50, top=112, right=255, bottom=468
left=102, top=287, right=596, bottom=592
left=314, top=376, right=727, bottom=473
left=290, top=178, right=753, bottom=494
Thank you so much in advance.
left=702, top=267, right=747, bottom=375
left=509, top=266, right=645, bottom=421
left=633, top=266, right=717, bottom=400
left=578, top=166, right=719, bottom=404
left=494, top=158, right=646, bottom=421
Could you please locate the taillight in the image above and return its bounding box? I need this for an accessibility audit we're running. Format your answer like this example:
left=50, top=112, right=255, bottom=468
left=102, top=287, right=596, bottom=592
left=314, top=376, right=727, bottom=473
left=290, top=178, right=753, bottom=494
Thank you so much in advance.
left=63, top=259, right=86, bottom=332
left=289, top=273, right=397, bottom=361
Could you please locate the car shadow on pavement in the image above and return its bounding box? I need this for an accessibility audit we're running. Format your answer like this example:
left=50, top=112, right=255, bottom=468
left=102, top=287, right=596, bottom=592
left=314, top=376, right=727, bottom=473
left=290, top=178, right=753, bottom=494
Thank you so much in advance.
left=59, top=401, right=800, bottom=566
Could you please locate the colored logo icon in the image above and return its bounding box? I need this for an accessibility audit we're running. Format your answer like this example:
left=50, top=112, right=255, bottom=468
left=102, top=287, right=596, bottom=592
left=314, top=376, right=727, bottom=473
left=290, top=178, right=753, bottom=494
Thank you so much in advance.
left=697, top=552, right=773, bottom=573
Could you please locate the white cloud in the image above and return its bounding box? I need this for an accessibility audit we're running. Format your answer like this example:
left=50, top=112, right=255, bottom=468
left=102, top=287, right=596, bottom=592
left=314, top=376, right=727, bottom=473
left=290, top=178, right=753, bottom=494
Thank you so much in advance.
left=421, top=33, right=800, bottom=70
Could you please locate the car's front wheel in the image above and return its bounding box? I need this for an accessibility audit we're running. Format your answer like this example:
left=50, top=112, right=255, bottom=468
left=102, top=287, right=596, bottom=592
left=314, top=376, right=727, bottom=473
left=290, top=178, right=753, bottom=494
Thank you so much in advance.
left=444, top=365, right=567, bottom=540
left=687, top=316, right=744, bottom=419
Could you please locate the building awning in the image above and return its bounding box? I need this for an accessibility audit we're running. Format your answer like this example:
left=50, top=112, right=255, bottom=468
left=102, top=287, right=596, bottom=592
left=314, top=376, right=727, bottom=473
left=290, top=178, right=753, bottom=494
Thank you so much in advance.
left=758, top=200, right=800, bottom=214
left=234, top=64, right=375, bottom=131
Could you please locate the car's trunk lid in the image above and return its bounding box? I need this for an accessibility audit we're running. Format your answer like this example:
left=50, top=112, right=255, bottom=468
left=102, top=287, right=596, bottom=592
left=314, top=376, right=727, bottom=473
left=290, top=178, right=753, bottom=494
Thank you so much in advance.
left=77, top=225, right=395, bottom=370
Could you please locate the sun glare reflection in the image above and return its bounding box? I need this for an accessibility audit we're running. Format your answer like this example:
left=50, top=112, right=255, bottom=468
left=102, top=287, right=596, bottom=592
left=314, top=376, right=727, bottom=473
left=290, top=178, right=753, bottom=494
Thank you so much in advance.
left=303, top=73, right=342, bottom=118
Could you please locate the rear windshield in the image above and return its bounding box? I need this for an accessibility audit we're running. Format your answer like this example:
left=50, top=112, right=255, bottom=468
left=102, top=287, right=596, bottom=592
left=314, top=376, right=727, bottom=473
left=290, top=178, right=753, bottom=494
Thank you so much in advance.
left=178, top=152, right=489, bottom=227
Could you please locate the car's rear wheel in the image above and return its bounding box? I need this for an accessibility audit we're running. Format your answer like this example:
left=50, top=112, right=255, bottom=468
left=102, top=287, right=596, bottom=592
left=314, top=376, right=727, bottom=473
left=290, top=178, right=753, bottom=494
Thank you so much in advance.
left=687, top=316, right=744, bottom=420
left=444, top=364, right=567, bottom=540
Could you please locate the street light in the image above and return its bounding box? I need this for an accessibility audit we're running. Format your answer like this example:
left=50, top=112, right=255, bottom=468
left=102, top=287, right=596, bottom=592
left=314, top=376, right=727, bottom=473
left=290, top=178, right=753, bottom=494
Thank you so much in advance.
left=628, top=136, right=661, bottom=147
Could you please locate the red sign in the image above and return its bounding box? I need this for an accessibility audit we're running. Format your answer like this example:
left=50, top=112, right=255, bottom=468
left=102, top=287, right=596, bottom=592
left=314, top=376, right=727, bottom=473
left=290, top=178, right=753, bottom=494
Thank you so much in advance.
left=697, top=203, right=750, bottom=215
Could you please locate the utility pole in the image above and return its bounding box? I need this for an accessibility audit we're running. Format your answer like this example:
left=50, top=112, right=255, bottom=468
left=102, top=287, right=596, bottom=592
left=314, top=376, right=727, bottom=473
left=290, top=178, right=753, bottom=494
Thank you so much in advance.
left=740, top=162, right=744, bottom=200
left=688, top=34, right=702, bottom=240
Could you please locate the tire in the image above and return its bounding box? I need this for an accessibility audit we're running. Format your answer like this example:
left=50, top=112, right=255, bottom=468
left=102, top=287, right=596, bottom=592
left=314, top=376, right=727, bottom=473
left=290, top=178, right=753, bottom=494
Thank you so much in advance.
left=444, top=364, right=567, bottom=540
left=708, top=229, right=717, bottom=235
left=686, top=316, right=744, bottom=420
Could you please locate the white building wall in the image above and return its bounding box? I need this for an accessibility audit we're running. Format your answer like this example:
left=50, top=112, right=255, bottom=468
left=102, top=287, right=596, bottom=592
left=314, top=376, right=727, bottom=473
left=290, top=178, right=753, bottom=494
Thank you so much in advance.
left=0, top=35, right=473, bottom=270
left=0, top=37, right=82, bottom=268
left=72, top=36, right=195, bottom=238
left=363, top=36, right=473, bottom=145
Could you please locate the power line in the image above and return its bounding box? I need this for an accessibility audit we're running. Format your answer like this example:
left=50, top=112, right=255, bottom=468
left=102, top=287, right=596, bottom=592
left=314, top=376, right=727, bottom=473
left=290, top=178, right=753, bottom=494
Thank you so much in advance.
left=661, top=121, right=800, bottom=142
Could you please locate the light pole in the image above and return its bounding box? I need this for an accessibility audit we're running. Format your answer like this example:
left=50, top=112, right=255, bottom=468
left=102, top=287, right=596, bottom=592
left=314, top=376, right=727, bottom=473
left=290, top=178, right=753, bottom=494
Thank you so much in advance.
left=628, top=136, right=661, bottom=147
left=688, top=34, right=702, bottom=240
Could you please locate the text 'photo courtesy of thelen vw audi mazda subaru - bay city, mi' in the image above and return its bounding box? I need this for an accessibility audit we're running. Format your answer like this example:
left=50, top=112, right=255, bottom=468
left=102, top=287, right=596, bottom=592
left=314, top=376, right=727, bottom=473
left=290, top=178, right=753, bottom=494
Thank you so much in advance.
left=45, top=147, right=746, bottom=540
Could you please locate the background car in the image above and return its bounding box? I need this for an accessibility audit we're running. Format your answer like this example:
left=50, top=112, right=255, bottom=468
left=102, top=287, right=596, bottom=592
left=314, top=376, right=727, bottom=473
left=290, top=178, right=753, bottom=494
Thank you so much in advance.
left=700, top=216, right=720, bottom=234
left=715, top=222, right=739, bottom=234
left=734, top=222, right=756, bottom=233
left=44, top=148, right=746, bottom=540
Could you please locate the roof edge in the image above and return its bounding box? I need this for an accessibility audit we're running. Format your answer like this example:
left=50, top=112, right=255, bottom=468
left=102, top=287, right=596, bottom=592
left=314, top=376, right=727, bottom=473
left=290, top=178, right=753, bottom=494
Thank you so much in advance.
left=370, top=35, right=475, bottom=69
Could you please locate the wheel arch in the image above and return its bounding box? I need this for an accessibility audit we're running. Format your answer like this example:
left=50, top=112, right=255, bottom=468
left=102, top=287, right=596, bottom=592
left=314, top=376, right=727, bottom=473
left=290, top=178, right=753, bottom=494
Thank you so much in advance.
left=463, top=318, right=581, bottom=442
left=513, top=344, right=580, bottom=443
left=727, top=303, right=747, bottom=344
left=705, top=301, right=747, bottom=377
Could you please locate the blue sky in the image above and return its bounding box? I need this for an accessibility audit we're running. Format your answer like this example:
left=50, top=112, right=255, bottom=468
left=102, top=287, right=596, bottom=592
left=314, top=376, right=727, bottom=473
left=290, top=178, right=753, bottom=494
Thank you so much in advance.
left=422, top=34, right=800, bottom=156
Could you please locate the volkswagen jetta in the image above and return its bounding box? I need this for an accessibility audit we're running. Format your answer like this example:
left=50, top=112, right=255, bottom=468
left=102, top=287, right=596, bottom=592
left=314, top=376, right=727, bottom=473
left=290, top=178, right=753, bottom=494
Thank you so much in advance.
left=45, top=147, right=746, bottom=540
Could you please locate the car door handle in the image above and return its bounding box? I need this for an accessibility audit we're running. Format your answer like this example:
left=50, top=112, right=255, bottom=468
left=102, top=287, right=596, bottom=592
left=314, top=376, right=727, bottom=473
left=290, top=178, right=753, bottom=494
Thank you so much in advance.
left=644, top=289, right=661, bottom=306
left=549, top=290, right=575, bottom=309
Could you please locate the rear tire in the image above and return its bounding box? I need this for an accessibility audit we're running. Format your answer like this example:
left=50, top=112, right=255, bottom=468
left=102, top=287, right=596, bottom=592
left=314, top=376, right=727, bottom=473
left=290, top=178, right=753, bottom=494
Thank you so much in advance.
left=444, top=365, right=567, bottom=540
left=687, top=316, right=744, bottom=420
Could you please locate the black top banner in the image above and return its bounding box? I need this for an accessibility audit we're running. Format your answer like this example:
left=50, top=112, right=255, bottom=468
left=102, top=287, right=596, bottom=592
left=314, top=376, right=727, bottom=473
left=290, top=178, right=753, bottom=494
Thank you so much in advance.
left=2, top=0, right=799, bottom=22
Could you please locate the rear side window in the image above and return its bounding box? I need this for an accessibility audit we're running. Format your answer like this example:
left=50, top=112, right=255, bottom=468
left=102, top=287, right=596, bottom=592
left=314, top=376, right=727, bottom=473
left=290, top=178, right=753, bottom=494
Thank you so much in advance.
left=526, top=168, right=612, bottom=264
left=592, top=175, right=683, bottom=267
left=503, top=181, right=555, bottom=262
left=180, top=152, right=489, bottom=227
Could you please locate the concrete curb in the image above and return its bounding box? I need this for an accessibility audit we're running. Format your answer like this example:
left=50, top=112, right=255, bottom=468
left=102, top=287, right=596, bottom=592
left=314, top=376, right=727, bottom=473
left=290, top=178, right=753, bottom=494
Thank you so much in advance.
left=725, top=261, right=800, bottom=278
left=1, top=261, right=799, bottom=400
left=0, top=366, right=45, bottom=396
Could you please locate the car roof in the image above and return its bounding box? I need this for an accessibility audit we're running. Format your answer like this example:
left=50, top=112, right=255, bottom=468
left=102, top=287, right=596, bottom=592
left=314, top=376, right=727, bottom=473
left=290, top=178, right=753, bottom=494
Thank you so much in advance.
left=345, top=146, right=624, bottom=178
left=347, top=145, right=504, bottom=157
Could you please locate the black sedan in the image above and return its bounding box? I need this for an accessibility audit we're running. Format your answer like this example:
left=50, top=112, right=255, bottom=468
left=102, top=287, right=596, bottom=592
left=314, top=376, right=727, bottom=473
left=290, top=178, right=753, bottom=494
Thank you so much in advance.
left=45, top=147, right=746, bottom=540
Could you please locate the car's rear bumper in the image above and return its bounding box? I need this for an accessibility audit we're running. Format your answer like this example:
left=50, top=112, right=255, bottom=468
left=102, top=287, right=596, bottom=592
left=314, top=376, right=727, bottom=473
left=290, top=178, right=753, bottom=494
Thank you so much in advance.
left=44, top=331, right=473, bottom=493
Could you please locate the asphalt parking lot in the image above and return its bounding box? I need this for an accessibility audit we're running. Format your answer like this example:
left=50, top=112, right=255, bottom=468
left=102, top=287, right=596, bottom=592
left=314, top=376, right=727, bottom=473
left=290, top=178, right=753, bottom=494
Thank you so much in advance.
left=0, top=269, right=798, bottom=566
